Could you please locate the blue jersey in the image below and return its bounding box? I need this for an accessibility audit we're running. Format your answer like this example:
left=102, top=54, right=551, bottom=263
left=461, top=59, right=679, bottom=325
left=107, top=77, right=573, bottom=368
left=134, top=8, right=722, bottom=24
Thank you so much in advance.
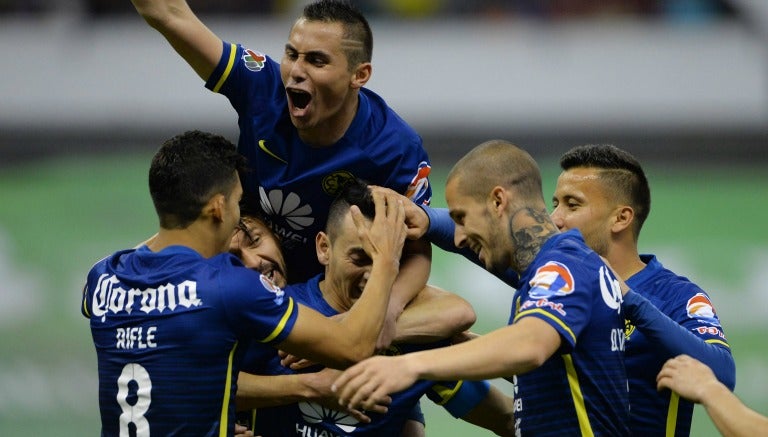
left=509, top=230, right=629, bottom=436
left=625, top=254, right=732, bottom=436
left=205, top=43, right=432, bottom=283
left=241, top=275, right=490, bottom=436
left=81, top=245, right=298, bottom=437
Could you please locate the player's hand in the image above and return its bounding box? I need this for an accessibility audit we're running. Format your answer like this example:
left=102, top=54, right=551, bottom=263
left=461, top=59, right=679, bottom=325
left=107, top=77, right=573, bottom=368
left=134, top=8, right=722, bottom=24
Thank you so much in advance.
left=300, top=368, right=387, bottom=423
left=656, top=354, right=720, bottom=403
left=234, top=423, right=255, bottom=437
left=352, top=190, right=406, bottom=269
left=370, top=186, right=429, bottom=240
left=278, top=349, right=317, bottom=370
left=332, top=355, right=414, bottom=411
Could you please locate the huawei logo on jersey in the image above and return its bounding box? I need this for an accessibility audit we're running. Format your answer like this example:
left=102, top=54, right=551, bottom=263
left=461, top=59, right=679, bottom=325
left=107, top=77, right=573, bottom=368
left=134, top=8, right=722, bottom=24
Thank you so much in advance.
left=322, top=171, right=356, bottom=197
left=298, top=402, right=358, bottom=434
left=258, top=187, right=314, bottom=230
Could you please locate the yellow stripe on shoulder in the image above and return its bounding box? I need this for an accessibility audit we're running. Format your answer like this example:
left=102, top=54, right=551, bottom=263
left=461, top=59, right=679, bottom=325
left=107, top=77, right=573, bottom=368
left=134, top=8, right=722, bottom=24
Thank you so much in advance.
left=514, top=308, right=576, bottom=343
left=212, top=43, right=238, bottom=93
left=431, top=381, right=464, bottom=405
left=261, top=297, right=295, bottom=343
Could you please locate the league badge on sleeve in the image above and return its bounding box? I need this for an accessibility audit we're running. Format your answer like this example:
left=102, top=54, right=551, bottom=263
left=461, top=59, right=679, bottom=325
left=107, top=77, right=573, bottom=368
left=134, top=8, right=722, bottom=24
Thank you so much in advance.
left=528, top=261, right=575, bottom=299
left=686, top=292, right=719, bottom=325
left=242, top=48, right=267, bottom=72
left=259, top=273, right=285, bottom=305
left=405, top=161, right=431, bottom=203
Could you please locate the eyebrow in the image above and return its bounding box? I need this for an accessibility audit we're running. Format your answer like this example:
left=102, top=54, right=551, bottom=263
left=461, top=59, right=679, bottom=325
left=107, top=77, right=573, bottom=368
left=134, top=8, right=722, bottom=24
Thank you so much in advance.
left=284, top=44, right=330, bottom=59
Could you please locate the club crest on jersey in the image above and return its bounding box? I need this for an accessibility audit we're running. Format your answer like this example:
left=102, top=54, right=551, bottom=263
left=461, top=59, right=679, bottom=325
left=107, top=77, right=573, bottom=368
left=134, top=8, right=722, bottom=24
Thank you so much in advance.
left=259, top=273, right=285, bottom=305
left=686, top=293, right=719, bottom=324
left=242, top=48, right=266, bottom=72
left=528, top=261, right=574, bottom=299
left=322, top=171, right=355, bottom=197
left=405, top=161, right=431, bottom=204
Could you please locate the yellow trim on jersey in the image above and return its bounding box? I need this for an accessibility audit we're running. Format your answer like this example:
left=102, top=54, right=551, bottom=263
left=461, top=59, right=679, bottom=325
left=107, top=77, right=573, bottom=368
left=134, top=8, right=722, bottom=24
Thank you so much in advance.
left=81, top=285, right=90, bottom=317
left=705, top=338, right=730, bottom=348
left=562, top=354, right=594, bottom=437
left=212, top=44, right=238, bottom=93
left=219, top=340, right=239, bottom=437
left=665, top=392, right=680, bottom=437
left=431, top=380, right=464, bottom=405
left=515, top=308, right=576, bottom=343
left=261, top=297, right=296, bottom=343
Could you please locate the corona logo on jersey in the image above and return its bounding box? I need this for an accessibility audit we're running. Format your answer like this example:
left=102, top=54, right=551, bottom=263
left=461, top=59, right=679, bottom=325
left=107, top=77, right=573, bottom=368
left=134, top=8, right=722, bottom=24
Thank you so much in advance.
left=404, top=161, right=431, bottom=204
left=259, top=187, right=314, bottom=231
left=90, top=274, right=202, bottom=322
left=242, top=48, right=266, bottom=72
left=259, top=274, right=285, bottom=305
left=528, top=261, right=575, bottom=299
left=297, top=402, right=357, bottom=435
left=321, top=170, right=355, bottom=197
left=686, top=292, right=719, bottom=325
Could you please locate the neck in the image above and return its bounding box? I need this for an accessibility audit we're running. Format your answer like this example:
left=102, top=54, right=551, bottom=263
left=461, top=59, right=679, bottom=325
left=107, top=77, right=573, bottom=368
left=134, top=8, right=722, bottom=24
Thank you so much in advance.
left=298, top=93, right=359, bottom=147
left=603, top=239, right=646, bottom=281
left=147, top=223, right=225, bottom=259
left=317, top=278, right=350, bottom=313
left=508, top=206, right=559, bottom=272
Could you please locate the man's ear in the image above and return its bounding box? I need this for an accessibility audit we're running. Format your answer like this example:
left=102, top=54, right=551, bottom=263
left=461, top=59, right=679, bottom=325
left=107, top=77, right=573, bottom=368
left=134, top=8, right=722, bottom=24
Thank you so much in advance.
left=489, top=186, right=508, bottom=216
left=350, top=62, right=372, bottom=89
left=205, top=193, right=226, bottom=223
left=612, top=205, right=635, bottom=234
left=316, top=231, right=331, bottom=266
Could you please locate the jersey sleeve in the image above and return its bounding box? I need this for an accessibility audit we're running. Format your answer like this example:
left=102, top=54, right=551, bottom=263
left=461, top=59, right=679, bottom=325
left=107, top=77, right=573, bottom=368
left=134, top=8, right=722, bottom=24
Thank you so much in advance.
left=425, top=380, right=491, bottom=418
left=204, top=41, right=283, bottom=115
left=514, top=260, right=596, bottom=350
left=222, top=267, right=299, bottom=346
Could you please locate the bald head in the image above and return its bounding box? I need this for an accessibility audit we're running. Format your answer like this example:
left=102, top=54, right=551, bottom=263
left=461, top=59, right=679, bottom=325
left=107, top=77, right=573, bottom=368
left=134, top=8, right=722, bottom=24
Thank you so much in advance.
left=447, top=140, right=544, bottom=204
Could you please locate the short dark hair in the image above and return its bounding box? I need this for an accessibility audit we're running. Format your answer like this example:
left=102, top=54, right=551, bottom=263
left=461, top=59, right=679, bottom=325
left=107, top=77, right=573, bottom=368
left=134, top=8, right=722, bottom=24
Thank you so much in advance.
left=149, top=130, right=246, bottom=229
left=303, top=0, right=373, bottom=67
left=560, top=144, right=651, bottom=237
left=325, top=177, right=374, bottom=238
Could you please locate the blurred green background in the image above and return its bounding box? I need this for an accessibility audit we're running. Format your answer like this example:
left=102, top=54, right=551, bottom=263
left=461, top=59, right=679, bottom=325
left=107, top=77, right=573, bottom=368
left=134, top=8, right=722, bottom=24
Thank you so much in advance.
left=0, top=152, right=765, bottom=436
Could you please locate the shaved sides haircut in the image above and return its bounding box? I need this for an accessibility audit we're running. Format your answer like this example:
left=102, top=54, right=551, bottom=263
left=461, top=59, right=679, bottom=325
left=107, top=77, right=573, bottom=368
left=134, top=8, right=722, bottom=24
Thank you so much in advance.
left=302, top=0, right=373, bottom=68
left=560, top=144, right=651, bottom=238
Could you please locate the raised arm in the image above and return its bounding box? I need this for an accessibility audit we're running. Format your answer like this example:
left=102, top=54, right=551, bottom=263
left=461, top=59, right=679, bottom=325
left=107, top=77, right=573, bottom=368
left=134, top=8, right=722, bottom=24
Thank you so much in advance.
left=130, top=0, right=223, bottom=80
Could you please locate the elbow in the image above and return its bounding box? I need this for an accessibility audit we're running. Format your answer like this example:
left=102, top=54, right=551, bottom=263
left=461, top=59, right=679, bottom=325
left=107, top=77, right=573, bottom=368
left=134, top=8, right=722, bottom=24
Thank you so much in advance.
left=717, top=355, right=737, bottom=391
left=452, top=302, right=477, bottom=335
left=334, top=343, right=377, bottom=369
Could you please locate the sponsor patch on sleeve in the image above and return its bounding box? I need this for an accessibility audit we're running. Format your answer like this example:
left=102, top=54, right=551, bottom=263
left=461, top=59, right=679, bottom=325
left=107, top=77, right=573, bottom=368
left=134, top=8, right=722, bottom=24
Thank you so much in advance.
left=528, top=261, right=575, bottom=299
left=242, top=48, right=267, bottom=72
left=404, top=161, right=431, bottom=201
left=686, top=292, right=719, bottom=325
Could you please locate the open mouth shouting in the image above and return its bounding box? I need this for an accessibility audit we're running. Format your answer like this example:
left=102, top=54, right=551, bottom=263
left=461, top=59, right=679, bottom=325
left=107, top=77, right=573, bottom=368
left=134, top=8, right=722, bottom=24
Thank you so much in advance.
left=286, top=88, right=312, bottom=117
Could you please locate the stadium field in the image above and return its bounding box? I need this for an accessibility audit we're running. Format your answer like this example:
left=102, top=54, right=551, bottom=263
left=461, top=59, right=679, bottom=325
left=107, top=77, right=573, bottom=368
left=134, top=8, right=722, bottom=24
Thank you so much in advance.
left=0, top=152, right=765, bottom=436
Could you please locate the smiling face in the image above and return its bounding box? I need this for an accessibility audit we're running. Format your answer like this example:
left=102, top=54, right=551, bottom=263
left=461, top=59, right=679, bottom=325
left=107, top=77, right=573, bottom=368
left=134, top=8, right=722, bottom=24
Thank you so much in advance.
left=229, top=216, right=288, bottom=288
left=550, top=167, right=616, bottom=257
left=446, top=177, right=511, bottom=276
left=316, top=210, right=373, bottom=312
left=280, top=18, right=367, bottom=144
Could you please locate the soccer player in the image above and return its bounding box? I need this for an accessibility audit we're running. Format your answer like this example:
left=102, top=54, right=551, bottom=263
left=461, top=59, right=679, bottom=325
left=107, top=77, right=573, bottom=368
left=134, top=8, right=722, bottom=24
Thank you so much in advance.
left=128, top=0, right=432, bottom=283
left=550, top=144, right=735, bottom=436
left=81, top=130, right=408, bottom=436
left=231, top=182, right=515, bottom=436
left=332, top=140, right=630, bottom=436
left=657, top=355, right=768, bottom=437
